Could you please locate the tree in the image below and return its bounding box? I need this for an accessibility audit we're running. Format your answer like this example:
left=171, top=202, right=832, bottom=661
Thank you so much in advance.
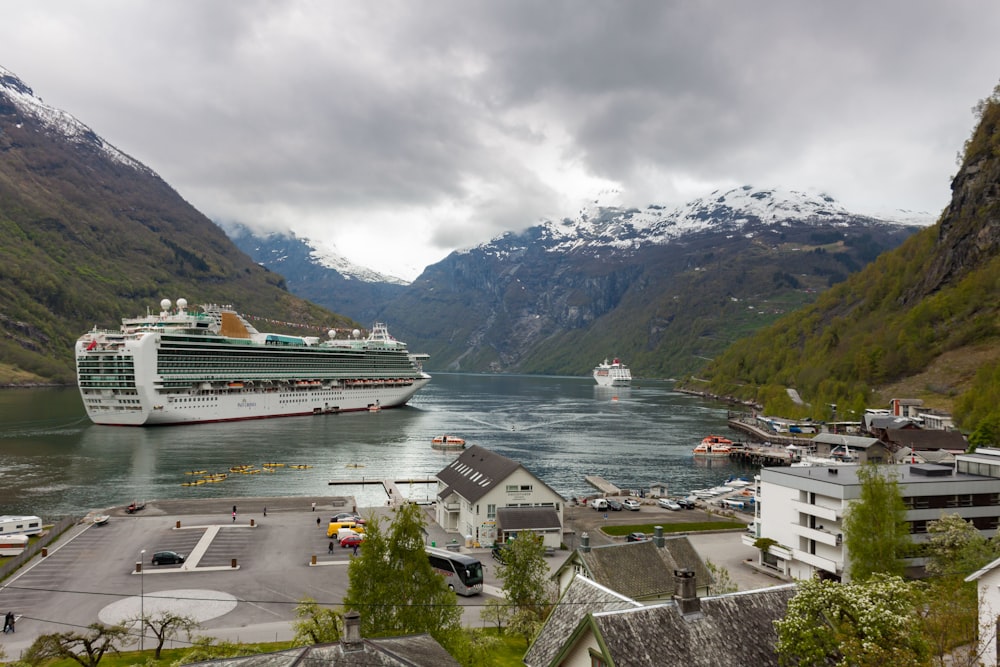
left=343, top=502, right=461, bottom=640
left=494, top=533, right=552, bottom=646
left=842, top=464, right=910, bottom=581
left=292, top=597, right=343, bottom=645
left=22, top=623, right=130, bottom=667
left=705, top=559, right=739, bottom=595
left=479, top=598, right=510, bottom=634
left=775, top=574, right=929, bottom=667
left=925, top=513, right=1000, bottom=579
left=129, top=610, right=199, bottom=659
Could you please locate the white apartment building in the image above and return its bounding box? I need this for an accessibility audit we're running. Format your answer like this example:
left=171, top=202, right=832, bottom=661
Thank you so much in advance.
left=746, top=451, right=1000, bottom=582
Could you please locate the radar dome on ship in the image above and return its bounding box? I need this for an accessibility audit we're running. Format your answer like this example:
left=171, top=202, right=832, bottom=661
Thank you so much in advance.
left=353, top=329, right=361, bottom=339
left=328, top=329, right=337, bottom=339
left=160, top=298, right=172, bottom=311
left=176, top=298, right=188, bottom=310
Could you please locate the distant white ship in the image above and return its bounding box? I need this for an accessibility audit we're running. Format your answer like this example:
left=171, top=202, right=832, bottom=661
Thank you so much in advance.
left=75, top=298, right=431, bottom=426
left=593, top=358, right=632, bottom=386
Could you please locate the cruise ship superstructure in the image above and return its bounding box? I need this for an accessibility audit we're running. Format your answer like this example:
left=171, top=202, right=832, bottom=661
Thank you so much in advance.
left=75, top=298, right=431, bottom=426
left=593, top=358, right=632, bottom=386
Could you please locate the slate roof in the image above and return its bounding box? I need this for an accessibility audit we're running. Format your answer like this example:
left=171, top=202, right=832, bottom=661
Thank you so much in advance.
left=435, top=444, right=563, bottom=503
left=497, top=506, right=561, bottom=530
left=812, top=433, right=882, bottom=449
left=561, top=536, right=712, bottom=600
left=185, top=634, right=460, bottom=667
left=590, top=584, right=797, bottom=667
left=885, top=428, right=967, bottom=451
left=524, top=575, right=642, bottom=667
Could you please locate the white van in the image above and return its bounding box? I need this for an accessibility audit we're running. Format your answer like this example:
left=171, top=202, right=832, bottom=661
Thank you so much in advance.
left=337, top=527, right=361, bottom=542
left=591, top=498, right=609, bottom=511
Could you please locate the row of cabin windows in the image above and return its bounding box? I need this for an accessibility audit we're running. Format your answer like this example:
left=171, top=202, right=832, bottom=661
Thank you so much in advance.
left=911, top=515, right=1000, bottom=534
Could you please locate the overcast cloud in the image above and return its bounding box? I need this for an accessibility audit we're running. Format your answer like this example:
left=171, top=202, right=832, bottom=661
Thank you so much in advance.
left=2, top=1, right=999, bottom=280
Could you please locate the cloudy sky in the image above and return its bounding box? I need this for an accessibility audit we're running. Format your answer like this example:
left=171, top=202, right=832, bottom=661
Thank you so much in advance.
left=3, top=2, right=999, bottom=280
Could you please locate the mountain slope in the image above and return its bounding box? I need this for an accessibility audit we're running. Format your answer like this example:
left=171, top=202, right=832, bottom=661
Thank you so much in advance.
left=687, top=87, right=1000, bottom=433
left=223, top=224, right=407, bottom=325
left=366, top=187, right=926, bottom=377
left=0, top=66, right=353, bottom=384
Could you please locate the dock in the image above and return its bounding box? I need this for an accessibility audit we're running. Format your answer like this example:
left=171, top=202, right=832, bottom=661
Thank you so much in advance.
left=728, top=444, right=795, bottom=466
left=585, top=475, right=621, bottom=496
left=727, top=416, right=814, bottom=448
left=328, top=478, right=437, bottom=506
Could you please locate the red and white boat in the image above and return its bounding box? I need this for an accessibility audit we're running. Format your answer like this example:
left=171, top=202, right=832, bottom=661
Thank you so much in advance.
left=693, top=435, right=734, bottom=457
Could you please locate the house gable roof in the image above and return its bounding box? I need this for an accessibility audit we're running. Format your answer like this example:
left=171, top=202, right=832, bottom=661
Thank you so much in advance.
left=435, top=445, right=522, bottom=503
left=497, top=506, right=561, bottom=530
left=811, top=433, right=882, bottom=449
left=524, top=575, right=641, bottom=667
left=185, top=634, right=460, bottom=667
left=884, top=428, right=967, bottom=451
left=592, top=585, right=797, bottom=666
left=564, top=537, right=712, bottom=600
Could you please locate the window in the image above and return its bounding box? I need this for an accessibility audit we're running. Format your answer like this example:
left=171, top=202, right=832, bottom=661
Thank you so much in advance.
left=589, top=650, right=608, bottom=667
left=487, top=504, right=496, bottom=519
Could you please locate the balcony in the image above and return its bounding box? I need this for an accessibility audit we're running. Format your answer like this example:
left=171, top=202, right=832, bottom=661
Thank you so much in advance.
left=793, top=525, right=842, bottom=547
left=793, top=548, right=842, bottom=575
left=788, top=499, right=840, bottom=522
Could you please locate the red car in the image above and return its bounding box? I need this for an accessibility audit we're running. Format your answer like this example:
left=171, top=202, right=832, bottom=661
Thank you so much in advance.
left=340, top=534, right=365, bottom=548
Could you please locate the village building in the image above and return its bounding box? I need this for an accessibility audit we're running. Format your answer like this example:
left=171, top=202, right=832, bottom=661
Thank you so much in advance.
left=185, top=610, right=459, bottom=667
left=749, top=456, right=1000, bottom=582
left=553, top=529, right=713, bottom=601
left=883, top=428, right=967, bottom=457
left=525, top=572, right=796, bottom=667
left=434, top=444, right=564, bottom=548
left=809, top=432, right=888, bottom=464
left=965, top=556, right=1000, bottom=667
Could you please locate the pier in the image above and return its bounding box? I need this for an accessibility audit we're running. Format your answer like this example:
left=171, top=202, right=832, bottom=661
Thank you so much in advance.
left=585, top=475, right=621, bottom=496
left=727, top=416, right=814, bottom=448
left=728, top=444, right=795, bottom=466
left=328, top=478, right=438, bottom=506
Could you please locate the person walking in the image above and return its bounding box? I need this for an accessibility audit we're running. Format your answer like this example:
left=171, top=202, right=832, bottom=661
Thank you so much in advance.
left=263, top=506, right=267, bottom=517
left=311, top=502, right=316, bottom=512
left=316, top=516, right=321, bottom=527
left=352, top=543, right=359, bottom=557
left=4, top=611, right=14, bottom=634
left=232, top=510, right=236, bottom=523
left=328, top=541, right=334, bottom=554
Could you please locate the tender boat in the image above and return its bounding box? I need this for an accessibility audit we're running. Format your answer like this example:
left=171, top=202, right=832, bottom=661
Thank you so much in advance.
left=432, top=435, right=466, bottom=450
left=92, top=515, right=110, bottom=526
left=693, top=435, right=734, bottom=457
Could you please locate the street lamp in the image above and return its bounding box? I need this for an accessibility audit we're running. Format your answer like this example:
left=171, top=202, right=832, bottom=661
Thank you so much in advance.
left=139, top=549, right=145, bottom=652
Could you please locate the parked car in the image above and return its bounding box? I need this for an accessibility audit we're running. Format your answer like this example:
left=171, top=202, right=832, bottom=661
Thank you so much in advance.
left=658, top=498, right=682, bottom=511
left=591, top=498, right=609, bottom=511
left=491, top=544, right=508, bottom=563
left=151, top=550, right=184, bottom=565
left=331, top=512, right=365, bottom=524
left=622, top=498, right=641, bottom=511
left=606, top=499, right=623, bottom=511
left=340, top=533, right=365, bottom=548
left=626, top=532, right=647, bottom=542
left=676, top=498, right=696, bottom=509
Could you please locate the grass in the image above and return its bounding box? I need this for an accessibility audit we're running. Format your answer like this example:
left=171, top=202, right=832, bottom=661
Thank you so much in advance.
left=602, top=520, right=747, bottom=536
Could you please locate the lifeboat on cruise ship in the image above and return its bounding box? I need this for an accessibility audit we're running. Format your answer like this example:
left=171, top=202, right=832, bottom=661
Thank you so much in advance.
left=693, top=435, right=734, bottom=457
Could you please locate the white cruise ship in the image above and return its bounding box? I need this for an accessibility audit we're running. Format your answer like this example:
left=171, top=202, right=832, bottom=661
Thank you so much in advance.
left=75, top=298, right=431, bottom=426
left=593, top=358, right=632, bottom=386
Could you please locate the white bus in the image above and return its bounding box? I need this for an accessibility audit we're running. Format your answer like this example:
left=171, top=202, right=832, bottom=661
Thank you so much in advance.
left=0, top=534, right=29, bottom=556
left=426, top=547, right=484, bottom=596
left=0, top=515, right=42, bottom=536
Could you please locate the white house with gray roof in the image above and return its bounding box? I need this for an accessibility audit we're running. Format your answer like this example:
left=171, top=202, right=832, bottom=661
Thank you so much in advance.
left=434, top=445, right=564, bottom=548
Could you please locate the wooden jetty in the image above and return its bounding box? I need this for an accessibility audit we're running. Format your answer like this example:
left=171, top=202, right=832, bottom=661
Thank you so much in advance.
left=728, top=444, right=795, bottom=466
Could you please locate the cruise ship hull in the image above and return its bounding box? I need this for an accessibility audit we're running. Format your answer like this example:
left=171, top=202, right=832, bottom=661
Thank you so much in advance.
left=76, top=302, right=431, bottom=426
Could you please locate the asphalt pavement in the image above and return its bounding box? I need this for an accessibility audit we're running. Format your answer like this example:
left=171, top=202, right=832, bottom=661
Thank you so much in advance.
left=0, top=494, right=778, bottom=660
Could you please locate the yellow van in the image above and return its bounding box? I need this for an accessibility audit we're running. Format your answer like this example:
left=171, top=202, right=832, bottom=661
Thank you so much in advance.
left=327, top=521, right=365, bottom=538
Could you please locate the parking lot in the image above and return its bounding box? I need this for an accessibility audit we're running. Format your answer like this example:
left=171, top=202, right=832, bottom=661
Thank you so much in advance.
left=0, top=494, right=774, bottom=660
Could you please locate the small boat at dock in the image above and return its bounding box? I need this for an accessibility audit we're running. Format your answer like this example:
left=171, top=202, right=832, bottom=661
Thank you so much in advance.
left=693, top=435, right=734, bottom=457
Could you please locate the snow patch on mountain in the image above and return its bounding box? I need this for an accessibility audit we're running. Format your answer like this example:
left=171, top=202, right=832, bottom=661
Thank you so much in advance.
left=470, top=184, right=936, bottom=259
left=307, top=239, right=409, bottom=285
left=0, top=65, right=150, bottom=175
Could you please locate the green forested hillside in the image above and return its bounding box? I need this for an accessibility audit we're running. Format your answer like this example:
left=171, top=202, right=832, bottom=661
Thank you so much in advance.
left=0, top=88, right=354, bottom=384
left=686, top=86, right=1000, bottom=441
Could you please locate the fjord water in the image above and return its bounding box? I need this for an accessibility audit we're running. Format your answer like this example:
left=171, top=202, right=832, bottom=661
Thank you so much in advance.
left=0, top=374, right=746, bottom=519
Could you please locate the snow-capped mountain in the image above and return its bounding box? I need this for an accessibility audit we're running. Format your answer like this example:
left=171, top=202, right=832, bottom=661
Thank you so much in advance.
left=471, top=185, right=935, bottom=260
left=0, top=65, right=150, bottom=175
